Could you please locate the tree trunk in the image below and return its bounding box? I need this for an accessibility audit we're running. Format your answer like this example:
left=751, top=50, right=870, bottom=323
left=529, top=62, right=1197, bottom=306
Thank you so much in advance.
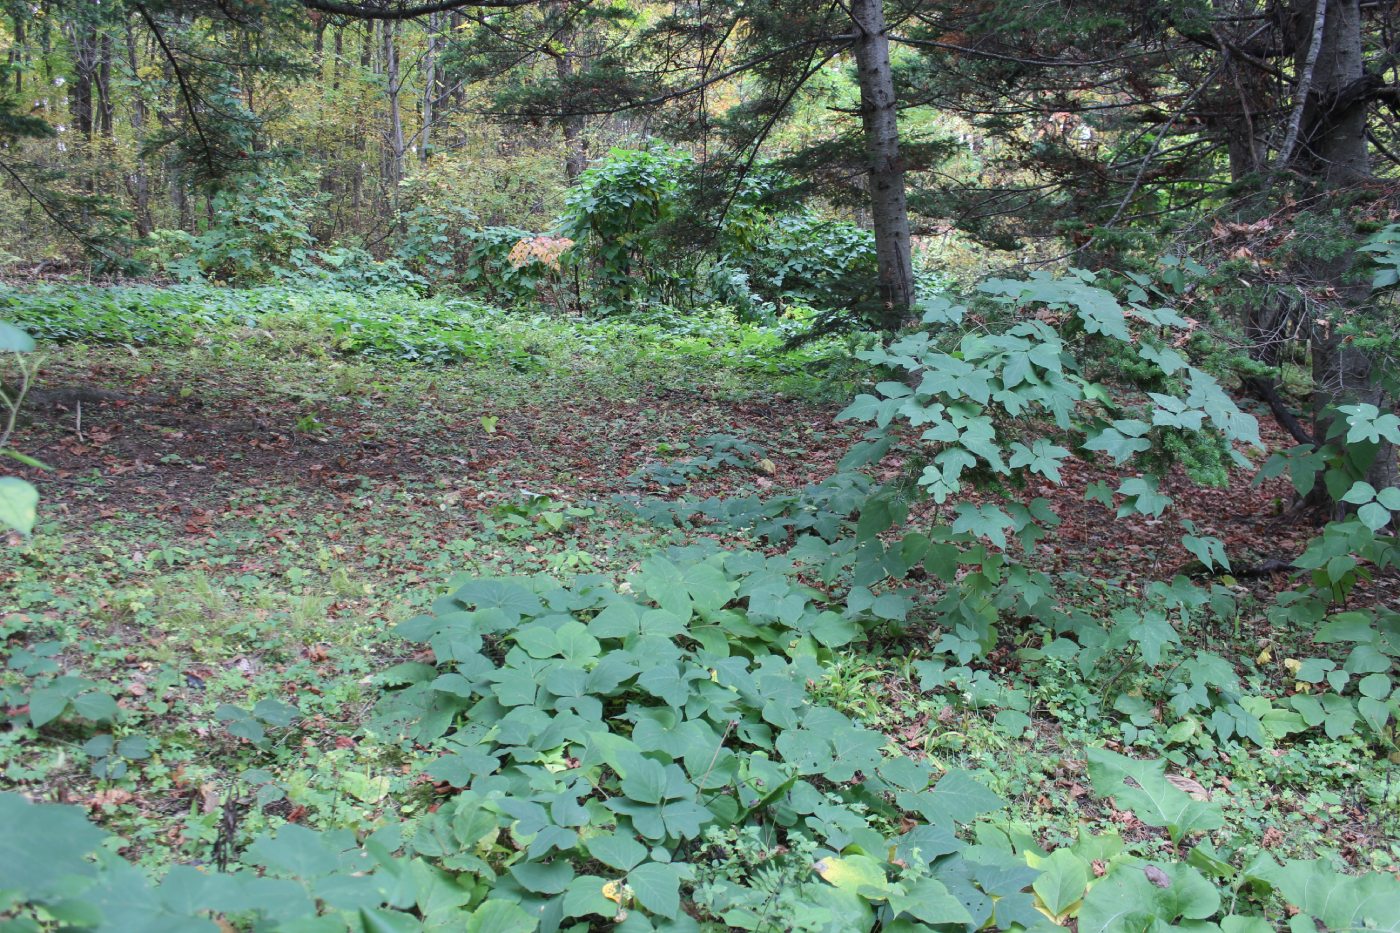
left=1291, top=0, right=1398, bottom=501
left=420, top=13, right=439, bottom=164
left=332, top=27, right=343, bottom=90
left=95, top=33, right=113, bottom=139
left=849, top=0, right=914, bottom=330
left=381, top=20, right=405, bottom=209
left=1293, top=0, right=1370, bottom=186
left=9, top=17, right=24, bottom=93
left=552, top=1, right=586, bottom=183
left=123, top=20, right=152, bottom=238
left=66, top=19, right=97, bottom=139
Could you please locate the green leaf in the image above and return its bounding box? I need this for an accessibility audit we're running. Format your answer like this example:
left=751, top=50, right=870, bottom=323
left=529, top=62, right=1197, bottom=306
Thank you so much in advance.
left=509, top=860, right=574, bottom=895
left=888, top=876, right=974, bottom=925
left=465, top=900, right=537, bottom=933
left=1248, top=857, right=1400, bottom=931
left=72, top=691, right=119, bottom=723
left=245, top=824, right=341, bottom=878
left=1342, top=481, right=1378, bottom=504
left=0, top=793, right=107, bottom=896
left=1116, top=476, right=1171, bottom=518
left=906, top=769, right=1005, bottom=825
left=952, top=504, right=1015, bottom=550
left=586, top=833, right=648, bottom=872
left=1182, top=532, right=1229, bottom=572
left=1079, top=862, right=1219, bottom=932
left=1009, top=439, right=1070, bottom=483
left=629, top=861, right=682, bottom=918
left=0, top=477, right=39, bottom=536
left=0, top=321, right=35, bottom=352
left=1087, top=748, right=1222, bottom=843
left=27, top=687, right=69, bottom=728
left=1032, top=848, right=1089, bottom=917
left=1358, top=502, right=1391, bottom=532
left=1084, top=426, right=1151, bottom=464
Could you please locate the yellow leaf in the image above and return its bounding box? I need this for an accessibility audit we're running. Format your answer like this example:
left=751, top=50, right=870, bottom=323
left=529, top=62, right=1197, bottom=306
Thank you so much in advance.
left=1257, top=647, right=1272, bottom=664
left=758, top=458, right=776, bottom=475
left=812, top=855, right=888, bottom=897
left=602, top=880, right=626, bottom=905
left=1283, top=658, right=1301, bottom=674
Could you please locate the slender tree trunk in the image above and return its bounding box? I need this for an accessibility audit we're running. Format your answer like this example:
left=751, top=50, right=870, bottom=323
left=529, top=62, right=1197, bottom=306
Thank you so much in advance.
left=9, top=18, right=24, bottom=92
left=382, top=20, right=405, bottom=208
left=332, top=27, right=343, bottom=90
left=123, top=20, right=152, bottom=238
left=95, top=33, right=113, bottom=139
left=849, top=0, right=914, bottom=330
left=420, top=13, right=439, bottom=164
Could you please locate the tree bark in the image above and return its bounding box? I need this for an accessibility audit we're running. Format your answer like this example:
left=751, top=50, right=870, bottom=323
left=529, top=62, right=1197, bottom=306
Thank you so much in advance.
left=420, top=12, right=440, bottom=164
left=381, top=20, right=405, bottom=208
left=551, top=1, right=586, bottom=183
left=849, top=0, right=914, bottom=330
left=123, top=20, right=152, bottom=238
left=1292, top=0, right=1398, bottom=500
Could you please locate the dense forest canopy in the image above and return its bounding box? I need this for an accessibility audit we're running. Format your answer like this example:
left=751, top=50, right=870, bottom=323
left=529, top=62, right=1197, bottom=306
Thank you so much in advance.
left=2, top=1, right=1400, bottom=932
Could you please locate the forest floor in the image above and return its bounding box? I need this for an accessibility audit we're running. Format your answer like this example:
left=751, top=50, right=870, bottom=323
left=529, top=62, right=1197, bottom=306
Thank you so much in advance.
left=2, top=294, right=1398, bottom=884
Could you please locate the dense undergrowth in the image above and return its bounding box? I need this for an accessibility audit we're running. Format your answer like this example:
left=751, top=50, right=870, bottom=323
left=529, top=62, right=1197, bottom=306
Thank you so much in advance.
left=2, top=281, right=1399, bottom=932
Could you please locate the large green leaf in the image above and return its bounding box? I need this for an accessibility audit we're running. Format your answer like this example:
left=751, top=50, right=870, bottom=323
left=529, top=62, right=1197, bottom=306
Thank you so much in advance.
left=0, top=320, right=35, bottom=352
left=1087, top=748, right=1222, bottom=843
left=1078, top=862, right=1218, bottom=932
left=629, top=861, right=683, bottom=918
left=1032, top=848, right=1088, bottom=918
left=0, top=477, right=39, bottom=536
left=465, top=899, right=537, bottom=933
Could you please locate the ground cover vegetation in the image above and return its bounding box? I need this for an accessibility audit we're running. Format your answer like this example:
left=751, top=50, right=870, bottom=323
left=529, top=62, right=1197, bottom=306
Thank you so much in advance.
left=2, top=0, right=1400, bottom=931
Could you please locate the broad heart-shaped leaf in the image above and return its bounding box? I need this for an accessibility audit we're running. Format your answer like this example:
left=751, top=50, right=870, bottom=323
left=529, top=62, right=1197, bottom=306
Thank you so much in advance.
left=1342, top=481, right=1378, bottom=504
left=0, top=320, right=36, bottom=352
left=1078, top=862, right=1219, bottom=932
left=451, top=579, right=543, bottom=624
left=813, top=854, right=889, bottom=897
left=0, top=792, right=108, bottom=896
left=1358, top=501, right=1392, bottom=532
left=628, top=861, right=683, bottom=918
left=1031, top=848, right=1089, bottom=918
left=635, top=556, right=691, bottom=620
left=887, top=876, right=975, bottom=925
left=1086, top=748, right=1222, bottom=843
left=1246, top=856, right=1400, bottom=932
left=509, top=859, right=574, bottom=894
left=681, top=560, right=739, bottom=614
left=0, top=476, right=39, bottom=536
left=464, top=899, right=537, bottom=933
left=902, top=769, right=1005, bottom=825
left=26, top=686, right=70, bottom=728
left=244, top=824, right=343, bottom=878
left=585, top=833, right=647, bottom=871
